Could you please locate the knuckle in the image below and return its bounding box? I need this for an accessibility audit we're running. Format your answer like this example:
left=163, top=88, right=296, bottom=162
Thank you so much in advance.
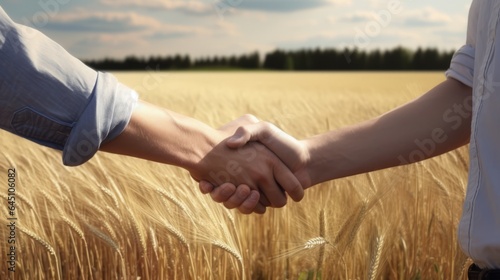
left=254, top=174, right=267, bottom=184
left=242, top=114, right=259, bottom=123
left=259, top=122, right=273, bottom=137
left=237, top=126, right=250, bottom=135
left=236, top=189, right=250, bottom=200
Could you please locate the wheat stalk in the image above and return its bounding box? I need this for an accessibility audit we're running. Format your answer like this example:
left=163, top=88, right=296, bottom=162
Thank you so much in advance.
left=98, top=185, right=120, bottom=209
left=156, top=188, right=193, bottom=217
left=317, top=209, right=326, bottom=277
left=304, top=237, right=328, bottom=249
left=61, top=216, right=85, bottom=241
left=85, top=223, right=126, bottom=277
left=368, top=235, right=384, bottom=280
left=102, top=221, right=118, bottom=240
left=41, top=192, right=64, bottom=213
left=163, top=222, right=189, bottom=248
left=85, top=199, right=107, bottom=216
left=421, top=163, right=450, bottom=196
left=126, top=207, right=147, bottom=255
left=105, top=206, right=122, bottom=222
left=272, top=237, right=330, bottom=261
left=19, top=225, right=56, bottom=256
left=212, top=240, right=243, bottom=264
left=333, top=201, right=367, bottom=250
left=18, top=225, right=61, bottom=279
left=41, top=193, right=85, bottom=241
left=85, top=223, right=120, bottom=252
left=16, top=192, right=36, bottom=211
left=149, top=227, right=159, bottom=258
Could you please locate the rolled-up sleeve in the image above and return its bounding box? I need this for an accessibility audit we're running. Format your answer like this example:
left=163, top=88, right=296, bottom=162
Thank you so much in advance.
left=445, top=45, right=475, bottom=88
left=62, top=73, right=138, bottom=166
left=0, top=7, right=138, bottom=166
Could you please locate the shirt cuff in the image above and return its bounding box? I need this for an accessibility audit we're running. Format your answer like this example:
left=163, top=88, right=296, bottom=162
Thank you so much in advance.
left=445, top=45, right=475, bottom=88
left=62, top=72, right=138, bottom=166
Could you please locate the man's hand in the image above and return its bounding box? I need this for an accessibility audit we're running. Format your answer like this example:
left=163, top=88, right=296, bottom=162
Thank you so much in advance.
left=199, top=119, right=312, bottom=213
left=227, top=122, right=311, bottom=186
left=190, top=116, right=305, bottom=214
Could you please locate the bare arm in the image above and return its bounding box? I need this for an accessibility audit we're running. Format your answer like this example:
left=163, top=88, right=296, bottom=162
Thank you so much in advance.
left=305, top=77, right=472, bottom=185
left=201, top=77, right=472, bottom=208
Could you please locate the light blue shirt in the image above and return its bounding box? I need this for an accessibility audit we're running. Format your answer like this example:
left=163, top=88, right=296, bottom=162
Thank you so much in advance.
left=0, top=7, right=138, bottom=166
left=446, top=0, right=500, bottom=269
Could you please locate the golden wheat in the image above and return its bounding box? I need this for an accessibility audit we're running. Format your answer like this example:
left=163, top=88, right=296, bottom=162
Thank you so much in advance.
left=368, top=235, right=385, bottom=280
left=0, top=72, right=471, bottom=279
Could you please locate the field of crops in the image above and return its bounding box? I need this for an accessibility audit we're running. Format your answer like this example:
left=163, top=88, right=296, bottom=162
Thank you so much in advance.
left=0, top=72, right=471, bottom=279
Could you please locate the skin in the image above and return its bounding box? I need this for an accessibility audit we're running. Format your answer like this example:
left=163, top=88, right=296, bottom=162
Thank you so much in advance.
left=200, top=77, right=473, bottom=213
left=99, top=100, right=305, bottom=214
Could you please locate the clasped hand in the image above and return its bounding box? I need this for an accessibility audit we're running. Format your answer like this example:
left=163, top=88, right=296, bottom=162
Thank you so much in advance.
left=197, top=115, right=312, bottom=214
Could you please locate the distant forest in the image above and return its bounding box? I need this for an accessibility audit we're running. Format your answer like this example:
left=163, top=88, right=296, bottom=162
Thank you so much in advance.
left=83, top=46, right=455, bottom=71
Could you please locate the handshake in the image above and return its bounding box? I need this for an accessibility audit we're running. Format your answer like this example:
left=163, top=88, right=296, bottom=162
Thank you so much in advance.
left=192, top=114, right=317, bottom=215
left=101, top=101, right=336, bottom=214
left=108, top=78, right=469, bottom=216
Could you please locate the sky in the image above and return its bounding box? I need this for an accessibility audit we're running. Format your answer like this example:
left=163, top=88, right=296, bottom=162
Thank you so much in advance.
left=1, top=0, right=472, bottom=60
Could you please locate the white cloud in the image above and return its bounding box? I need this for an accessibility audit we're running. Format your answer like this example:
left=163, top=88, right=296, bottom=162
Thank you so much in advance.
left=335, top=11, right=379, bottom=23
left=402, top=7, right=452, bottom=26
left=238, top=0, right=343, bottom=12
left=45, top=10, right=205, bottom=36
left=101, top=0, right=213, bottom=15
left=47, top=10, right=162, bottom=31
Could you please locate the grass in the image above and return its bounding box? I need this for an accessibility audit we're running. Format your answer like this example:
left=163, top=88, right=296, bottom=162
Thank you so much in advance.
left=0, top=72, right=471, bottom=279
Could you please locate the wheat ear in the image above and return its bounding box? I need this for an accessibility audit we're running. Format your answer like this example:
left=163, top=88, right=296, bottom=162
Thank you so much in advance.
left=368, top=235, right=384, bottom=280
left=41, top=193, right=85, bottom=241
left=212, top=239, right=243, bottom=264
left=18, top=225, right=56, bottom=256
left=98, top=185, right=120, bottom=209
left=163, top=222, right=189, bottom=248
left=86, top=223, right=126, bottom=277
left=18, top=225, right=61, bottom=279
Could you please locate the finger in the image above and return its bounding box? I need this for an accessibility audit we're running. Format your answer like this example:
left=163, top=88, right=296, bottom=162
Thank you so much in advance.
left=258, top=193, right=271, bottom=207
left=273, top=161, right=304, bottom=202
left=210, top=183, right=237, bottom=203
left=252, top=202, right=267, bottom=214
left=227, top=123, right=303, bottom=168
left=223, top=185, right=253, bottom=209
left=257, top=179, right=287, bottom=208
left=218, top=114, right=259, bottom=132
left=199, top=180, right=215, bottom=194
left=253, top=208, right=266, bottom=214
left=236, top=190, right=264, bottom=214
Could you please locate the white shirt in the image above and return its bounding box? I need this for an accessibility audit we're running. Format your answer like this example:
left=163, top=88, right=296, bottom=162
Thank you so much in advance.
left=0, top=7, right=138, bottom=166
left=446, top=0, right=500, bottom=269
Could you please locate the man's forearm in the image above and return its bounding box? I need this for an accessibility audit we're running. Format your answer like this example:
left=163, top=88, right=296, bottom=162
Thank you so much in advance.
left=100, top=100, right=220, bottom=171
left=304, top=78, right=473, bottom=185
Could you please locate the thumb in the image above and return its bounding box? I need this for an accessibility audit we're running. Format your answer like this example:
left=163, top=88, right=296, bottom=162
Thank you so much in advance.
left=218, top=114, right=259, bottom=133
left=228, top=122, right=306, bottom=171
left=226, top=123, right=272, bottom=149
left=226, top=127, right=251, bottom=148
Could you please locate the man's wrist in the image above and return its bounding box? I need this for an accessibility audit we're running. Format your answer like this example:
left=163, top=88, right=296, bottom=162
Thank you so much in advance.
left=301, top=134, right=345, bottom=187
left=180, top=126, right=225, bottom=173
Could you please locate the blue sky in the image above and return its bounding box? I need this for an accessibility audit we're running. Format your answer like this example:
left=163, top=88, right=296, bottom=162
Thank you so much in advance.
left=1, top=0, right=472, bottom=60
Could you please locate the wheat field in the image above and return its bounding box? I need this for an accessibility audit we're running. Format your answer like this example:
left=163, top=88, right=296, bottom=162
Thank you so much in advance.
left=0, top=72, right=471, bottom=279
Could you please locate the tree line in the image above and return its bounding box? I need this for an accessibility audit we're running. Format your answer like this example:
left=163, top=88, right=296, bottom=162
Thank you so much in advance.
left=83, top=46, right=455, bottom=71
